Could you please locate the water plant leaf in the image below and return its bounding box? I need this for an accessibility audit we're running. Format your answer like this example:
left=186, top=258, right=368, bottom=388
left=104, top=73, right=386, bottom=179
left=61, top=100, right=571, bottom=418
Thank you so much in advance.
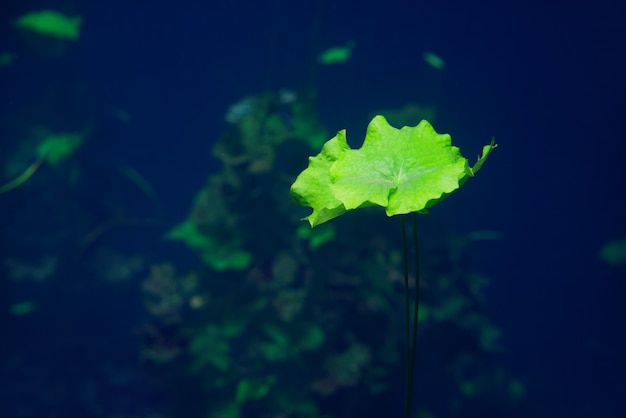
left=291, top=115, right=496, bottom=226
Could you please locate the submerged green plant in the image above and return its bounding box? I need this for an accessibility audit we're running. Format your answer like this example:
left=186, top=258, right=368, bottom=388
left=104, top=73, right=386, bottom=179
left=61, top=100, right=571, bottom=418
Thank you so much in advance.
left=14, top=10, right=83, bottom=40
left=0, top=132, right=84, bottom=194
left=290, top=115, right=496, bottom=418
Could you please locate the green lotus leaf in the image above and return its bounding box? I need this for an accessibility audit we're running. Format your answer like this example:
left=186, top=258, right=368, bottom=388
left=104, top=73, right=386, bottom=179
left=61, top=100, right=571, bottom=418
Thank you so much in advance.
left=290, top=115, right=496, bottom=227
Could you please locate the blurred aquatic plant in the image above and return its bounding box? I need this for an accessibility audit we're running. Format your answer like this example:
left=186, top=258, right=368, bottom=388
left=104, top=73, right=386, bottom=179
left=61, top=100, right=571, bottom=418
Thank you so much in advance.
left=318, top=41, right=355, bottom=65
left=0, top=155, right=45, bottom=194
left=311, top=341, right=372, bottom=395
left=36, top=132, right=83, bottom=165
left=146, top=91, right=522, bottom=417
left=290, top=115, right=496, bottom=417
left=423, top=52, right=446, bottom=70
left=3, top=256, right=58, bottom=282
left=10, top=300, right=37, bottom=316
left=216, top=91, right=326, bottom=173
left=0, top=131, right=84, bottom=194
left=166, top=220, right=252, bottom=271
left=599, top=238, right=626, bottom=266
left=0, top=51, right=18, bottom=67
left=189, top=324, right=236, bottom=373
left=14, top=10, right=83, bottom=40
left=141, top=262, right=199, bottom=324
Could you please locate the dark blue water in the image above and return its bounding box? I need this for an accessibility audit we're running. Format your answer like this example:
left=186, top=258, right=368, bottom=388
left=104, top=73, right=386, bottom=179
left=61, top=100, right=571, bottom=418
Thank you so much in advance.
left=1, top=0, right=624, bottom=417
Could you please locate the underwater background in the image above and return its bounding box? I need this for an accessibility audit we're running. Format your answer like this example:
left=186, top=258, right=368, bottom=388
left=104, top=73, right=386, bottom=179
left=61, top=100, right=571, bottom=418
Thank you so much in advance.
left=1, top=0, right=624, bottom=417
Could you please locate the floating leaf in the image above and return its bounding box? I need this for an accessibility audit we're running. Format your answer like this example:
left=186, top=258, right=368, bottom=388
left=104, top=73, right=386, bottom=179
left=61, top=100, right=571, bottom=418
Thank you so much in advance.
left=290, top=115, right=496, bottom=226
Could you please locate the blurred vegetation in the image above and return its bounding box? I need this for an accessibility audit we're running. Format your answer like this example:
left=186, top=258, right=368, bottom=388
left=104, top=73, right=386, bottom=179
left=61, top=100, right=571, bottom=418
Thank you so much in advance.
left=1, top=6, right=526, bottom=417
left=136, top=90, right=525, bottom=417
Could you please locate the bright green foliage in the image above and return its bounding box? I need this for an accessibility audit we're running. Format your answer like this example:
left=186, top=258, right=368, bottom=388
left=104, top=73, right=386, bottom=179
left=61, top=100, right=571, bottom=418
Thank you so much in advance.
left=14, top=10, right=83, bottom=40
left=36, top=132, right=83, bottom=165
left=290, top=115, right=496, bottom=227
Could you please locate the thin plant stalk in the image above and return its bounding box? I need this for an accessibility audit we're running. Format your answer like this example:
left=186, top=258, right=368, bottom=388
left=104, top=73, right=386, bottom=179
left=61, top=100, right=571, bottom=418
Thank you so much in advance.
left=402, top=214, right=420, bottom=418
